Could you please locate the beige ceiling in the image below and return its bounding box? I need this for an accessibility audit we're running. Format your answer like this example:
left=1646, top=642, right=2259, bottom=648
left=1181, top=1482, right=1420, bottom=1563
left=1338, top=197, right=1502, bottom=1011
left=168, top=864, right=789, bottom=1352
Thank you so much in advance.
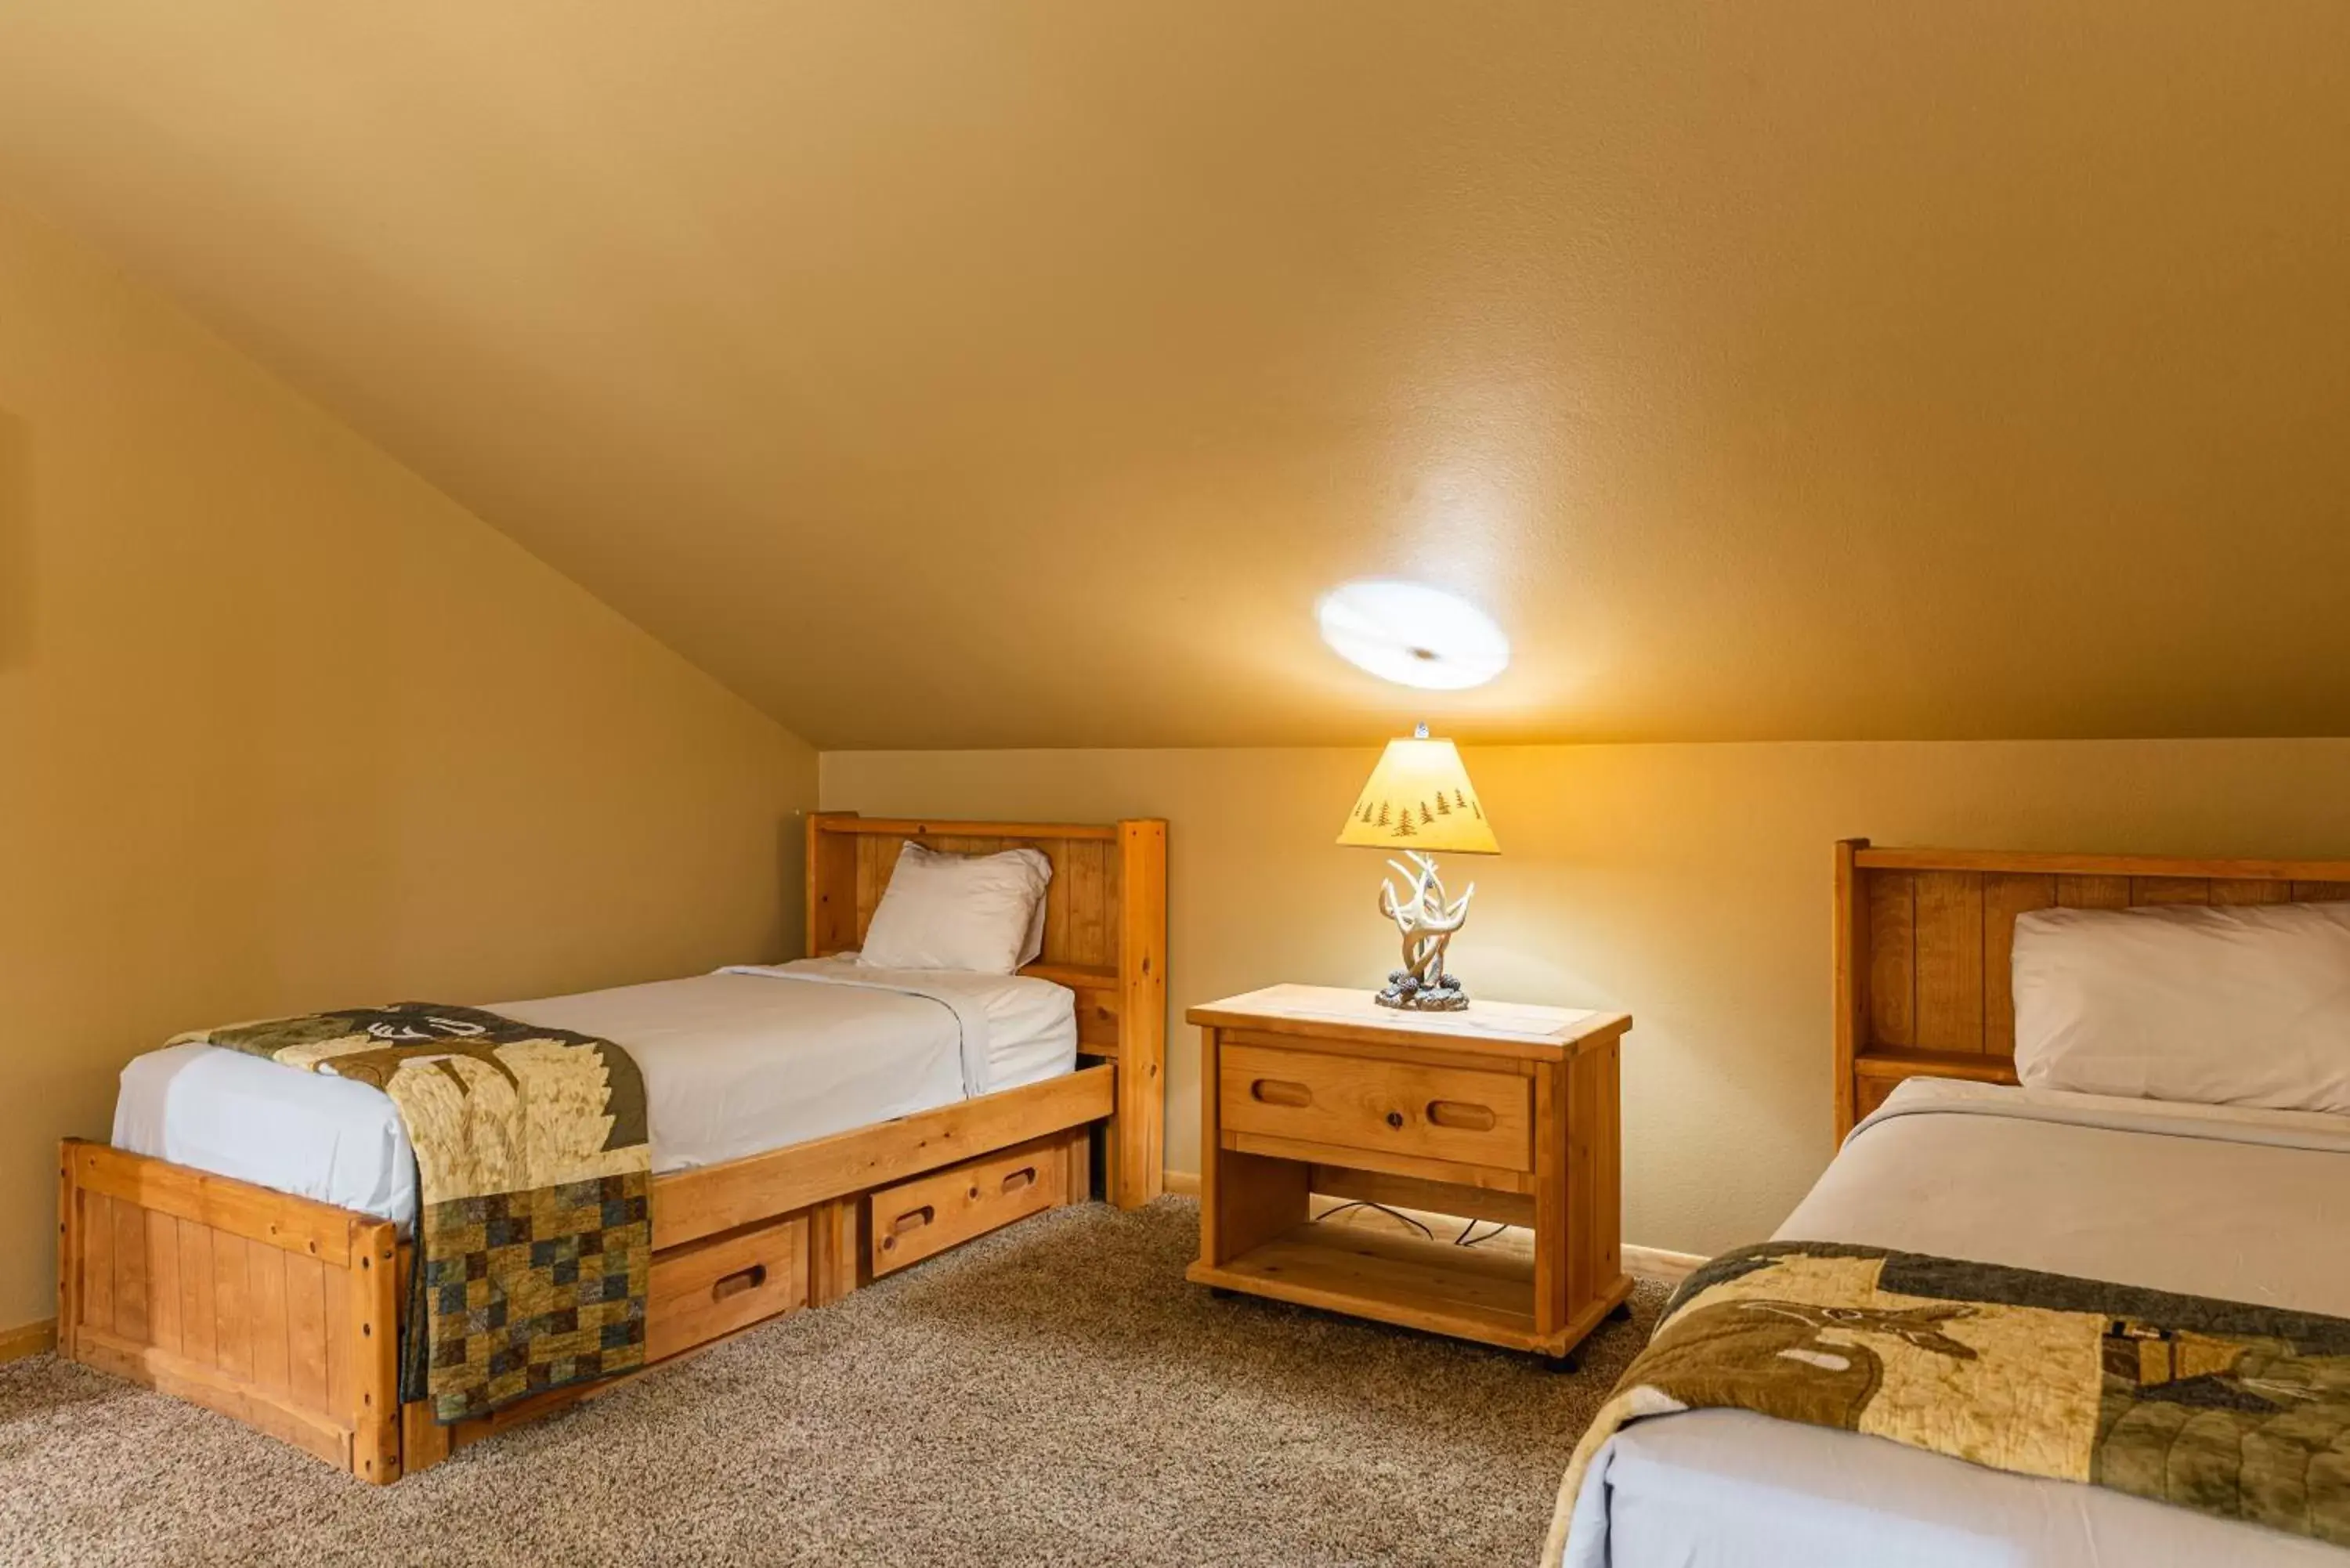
left=2, top=2, right=2346, bottom=748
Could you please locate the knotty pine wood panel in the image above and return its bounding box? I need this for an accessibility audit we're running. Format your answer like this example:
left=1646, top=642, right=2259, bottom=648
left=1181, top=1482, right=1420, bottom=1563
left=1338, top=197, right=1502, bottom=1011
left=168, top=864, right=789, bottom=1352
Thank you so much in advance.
left=110, top=1198, right=148, bottom=1342
left=1980, top=873, right=2055, bottom=1058
left=250, top=1241, right=291, bottom=1404
left=1865, top=871, right=1916, bottom=1049
left=1039, top=840, right=1073, bottom=964
left=177, top=1219, right=217, bottom=1368
left=285, top=1254, right=331, bottom=1416
left=1065, top=839, right=1111, bottom=970
left=213, top=1232, right=253, bottom=1382
left=2057, top=874, right=2131, bottom=909
left=145, top=1209, right=183, bottom=1355
left=83, top=1190, right=115, bottom=1335
left=1911, top=871, right=1985, bottom=1053
left=2131, top=876, right=2211, bottom=905
left=1564, top=1044, right=1616, bottom=1325
left=852, top=833, right=891, bottom=946
left=803, top=818, right=859, bottom=954
left=324, top=1270, right=352, bottom=1431
left=2210, top=879, right=2290, bottom=905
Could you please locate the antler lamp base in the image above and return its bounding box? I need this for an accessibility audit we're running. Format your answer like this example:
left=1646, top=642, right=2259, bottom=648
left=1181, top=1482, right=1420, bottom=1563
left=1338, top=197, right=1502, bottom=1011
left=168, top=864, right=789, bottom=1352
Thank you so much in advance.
left=1376, top=971, right=1470, bottom=1011
left=1372, top=850, right=1474, bottom=1011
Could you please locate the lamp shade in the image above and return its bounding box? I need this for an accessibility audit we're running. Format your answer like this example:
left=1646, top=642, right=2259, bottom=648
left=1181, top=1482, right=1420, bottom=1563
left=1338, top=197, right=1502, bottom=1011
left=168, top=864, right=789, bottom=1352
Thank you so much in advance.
left=1335, top=736, right=1498, bottom=854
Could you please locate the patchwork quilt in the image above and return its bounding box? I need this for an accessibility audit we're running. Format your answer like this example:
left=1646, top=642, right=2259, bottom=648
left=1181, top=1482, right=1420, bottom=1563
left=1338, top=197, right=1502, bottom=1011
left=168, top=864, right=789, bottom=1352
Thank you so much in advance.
left=175, top=1003, right=651, bottom=1423
left=1551, top=1240, right=2350, bottom=1558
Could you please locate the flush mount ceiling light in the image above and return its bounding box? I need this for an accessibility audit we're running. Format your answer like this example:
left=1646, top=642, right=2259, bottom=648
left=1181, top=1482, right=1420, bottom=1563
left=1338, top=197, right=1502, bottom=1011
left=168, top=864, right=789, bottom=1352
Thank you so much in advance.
left=1315, top=579, right=1510, bottom=691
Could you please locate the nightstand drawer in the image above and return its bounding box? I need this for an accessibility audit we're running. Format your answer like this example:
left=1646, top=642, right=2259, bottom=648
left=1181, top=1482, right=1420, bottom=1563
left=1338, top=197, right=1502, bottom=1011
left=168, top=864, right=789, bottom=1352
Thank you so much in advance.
left=1218, top=1042, right=1532, bottom=1172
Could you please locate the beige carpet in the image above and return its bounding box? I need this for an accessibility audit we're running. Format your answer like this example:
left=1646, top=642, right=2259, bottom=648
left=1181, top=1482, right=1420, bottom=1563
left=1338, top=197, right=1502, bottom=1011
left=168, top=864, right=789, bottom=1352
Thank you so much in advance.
left=0, top=1198, right=1668, bottom=1566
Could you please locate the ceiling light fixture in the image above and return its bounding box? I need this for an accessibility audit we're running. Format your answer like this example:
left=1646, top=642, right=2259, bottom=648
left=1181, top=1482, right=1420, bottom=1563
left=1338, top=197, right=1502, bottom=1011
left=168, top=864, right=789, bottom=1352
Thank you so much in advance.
left=1315, top=579, right=1509, bottom=691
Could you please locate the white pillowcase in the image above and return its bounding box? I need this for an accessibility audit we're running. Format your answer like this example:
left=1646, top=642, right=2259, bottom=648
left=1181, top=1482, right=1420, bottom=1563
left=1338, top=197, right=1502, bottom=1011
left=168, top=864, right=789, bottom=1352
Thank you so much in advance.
left=2011, top=901, right=2350, bottom=1115
left=857, top=842, right=1051, bottom=974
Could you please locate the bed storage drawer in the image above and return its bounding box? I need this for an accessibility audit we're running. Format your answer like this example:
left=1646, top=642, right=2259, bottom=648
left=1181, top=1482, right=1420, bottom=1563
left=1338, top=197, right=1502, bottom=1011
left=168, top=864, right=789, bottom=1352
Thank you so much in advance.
left=1217, top=1039, right=1533, bottom=1174
left=869, top=1136, right=1068, bottom=1277
left=644, top=1214, right=809, bottom=1361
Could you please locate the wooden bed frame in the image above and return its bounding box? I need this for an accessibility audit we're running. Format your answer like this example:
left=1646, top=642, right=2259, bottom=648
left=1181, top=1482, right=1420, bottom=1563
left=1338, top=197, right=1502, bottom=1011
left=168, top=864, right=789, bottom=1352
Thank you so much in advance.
left=56, top=813, right=1167, bottom=1483
left=1833, top=838, right=2350, bottom=1140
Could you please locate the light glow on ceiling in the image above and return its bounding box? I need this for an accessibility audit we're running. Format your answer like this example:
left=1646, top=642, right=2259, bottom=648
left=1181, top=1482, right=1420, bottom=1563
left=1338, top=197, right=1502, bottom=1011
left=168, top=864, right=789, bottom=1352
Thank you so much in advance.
left=1315, top=579, right=1510, bottom=691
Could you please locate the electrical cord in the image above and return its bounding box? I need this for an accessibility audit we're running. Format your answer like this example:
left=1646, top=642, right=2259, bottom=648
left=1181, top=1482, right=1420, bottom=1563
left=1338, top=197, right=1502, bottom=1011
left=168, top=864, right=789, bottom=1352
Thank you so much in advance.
left=1315, top=1200, right=1434, bottom=1239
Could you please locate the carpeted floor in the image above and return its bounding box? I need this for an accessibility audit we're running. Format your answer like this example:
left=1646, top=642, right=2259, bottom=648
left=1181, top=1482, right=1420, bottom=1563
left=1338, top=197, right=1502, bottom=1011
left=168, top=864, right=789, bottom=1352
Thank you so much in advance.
left=0, top=1198, right=1667, bottom=1566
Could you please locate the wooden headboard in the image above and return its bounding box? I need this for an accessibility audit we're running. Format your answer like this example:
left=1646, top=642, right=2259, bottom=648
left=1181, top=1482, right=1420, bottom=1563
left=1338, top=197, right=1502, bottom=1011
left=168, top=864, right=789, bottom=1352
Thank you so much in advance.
left=1832, top=839, right=2350, bottom=1139
left=804, top=814, right=1169, bottom=1202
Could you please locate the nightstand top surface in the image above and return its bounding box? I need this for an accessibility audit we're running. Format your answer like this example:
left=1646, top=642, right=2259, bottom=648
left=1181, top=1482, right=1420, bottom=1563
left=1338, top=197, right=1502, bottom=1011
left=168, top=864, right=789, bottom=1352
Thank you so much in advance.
left=1186, top=983, right=1629, bottom=1058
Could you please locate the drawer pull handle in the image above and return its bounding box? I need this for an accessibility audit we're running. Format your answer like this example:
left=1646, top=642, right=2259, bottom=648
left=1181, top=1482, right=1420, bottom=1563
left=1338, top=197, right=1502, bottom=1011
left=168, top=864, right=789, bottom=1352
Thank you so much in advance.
left=1427, top=1100, right=1497, bottom=1132
left=882, top=1204, right=936, bottom=1254
left=1001, top=1165, right=1036, bottom=1195
left=1250, top=1078, right=1312, bottom=1108
left=711, top=1263, right=767, bottom=1302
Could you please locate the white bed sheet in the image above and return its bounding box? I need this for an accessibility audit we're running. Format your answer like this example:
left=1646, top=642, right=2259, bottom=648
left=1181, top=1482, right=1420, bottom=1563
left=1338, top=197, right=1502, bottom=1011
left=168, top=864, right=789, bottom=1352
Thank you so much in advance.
left=111, top=959, right=1077, bottom=1234
left=1557, top=1079, right=2350, bottom=1568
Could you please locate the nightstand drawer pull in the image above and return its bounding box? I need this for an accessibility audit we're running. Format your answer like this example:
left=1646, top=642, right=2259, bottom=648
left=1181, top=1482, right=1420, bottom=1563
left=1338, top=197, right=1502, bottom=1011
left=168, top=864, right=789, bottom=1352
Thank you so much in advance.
left=1250, top=1078, right=1313, bottom=1108
left=1426, top=1100, right=1497, bottom=1132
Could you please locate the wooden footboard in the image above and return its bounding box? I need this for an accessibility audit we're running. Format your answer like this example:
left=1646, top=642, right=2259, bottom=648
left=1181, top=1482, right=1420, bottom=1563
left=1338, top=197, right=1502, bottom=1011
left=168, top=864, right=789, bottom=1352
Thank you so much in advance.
left=56, top=1140, right=402, bottom=1482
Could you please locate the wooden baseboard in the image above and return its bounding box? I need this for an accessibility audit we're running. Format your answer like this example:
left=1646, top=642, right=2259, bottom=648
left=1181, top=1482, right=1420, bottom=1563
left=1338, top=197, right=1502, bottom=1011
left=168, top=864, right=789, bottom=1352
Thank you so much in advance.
left=1622, top=1245, right=1703, bottom=1284
left=1162, top=1169, right=1705, bottom=1284
left=0, top=1318, right=57, bottom=1364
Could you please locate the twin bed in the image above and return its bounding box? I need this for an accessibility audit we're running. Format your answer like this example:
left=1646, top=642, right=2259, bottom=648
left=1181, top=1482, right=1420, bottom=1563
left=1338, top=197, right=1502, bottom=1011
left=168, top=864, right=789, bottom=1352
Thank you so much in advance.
left=1551, top=840, right=2350, bottom=1565
left=56, top=814, right=1167, bottom=1483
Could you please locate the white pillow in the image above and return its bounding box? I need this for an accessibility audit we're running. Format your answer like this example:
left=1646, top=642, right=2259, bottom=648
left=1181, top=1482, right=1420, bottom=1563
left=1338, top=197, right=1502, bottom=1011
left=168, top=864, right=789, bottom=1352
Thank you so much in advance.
left=2011, top=901, right=2350, bottom=1115
left=857, top=842, right=1051, bottom=974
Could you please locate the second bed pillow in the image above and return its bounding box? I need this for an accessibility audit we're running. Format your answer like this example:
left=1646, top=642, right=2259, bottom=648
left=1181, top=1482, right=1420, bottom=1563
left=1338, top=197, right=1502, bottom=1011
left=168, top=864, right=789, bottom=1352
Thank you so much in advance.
left=2011, top=899, right=2350, bottom=1115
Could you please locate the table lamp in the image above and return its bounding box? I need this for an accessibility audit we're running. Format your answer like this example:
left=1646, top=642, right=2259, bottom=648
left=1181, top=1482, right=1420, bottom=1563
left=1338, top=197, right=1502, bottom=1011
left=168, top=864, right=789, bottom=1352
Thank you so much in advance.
left=1336, top=724, right=1498, bottom=1010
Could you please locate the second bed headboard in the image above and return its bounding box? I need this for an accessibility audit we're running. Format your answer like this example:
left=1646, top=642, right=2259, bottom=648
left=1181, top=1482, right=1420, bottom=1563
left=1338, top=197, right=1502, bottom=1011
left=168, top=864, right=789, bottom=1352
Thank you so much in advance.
left=1833, top=838, right=2350, bottom=1140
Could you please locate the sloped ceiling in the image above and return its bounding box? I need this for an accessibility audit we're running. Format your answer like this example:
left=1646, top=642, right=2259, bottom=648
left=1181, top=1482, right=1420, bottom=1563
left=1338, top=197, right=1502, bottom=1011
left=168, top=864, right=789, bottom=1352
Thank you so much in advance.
left=1, top=2, right=2345, bottom=748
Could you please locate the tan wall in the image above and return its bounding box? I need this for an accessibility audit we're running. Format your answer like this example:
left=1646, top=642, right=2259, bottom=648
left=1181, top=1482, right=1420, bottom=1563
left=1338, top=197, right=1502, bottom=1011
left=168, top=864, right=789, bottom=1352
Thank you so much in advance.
left=0, top=199, right=817, bottom=1332
left=822, top=739, right=2350, bottom=1255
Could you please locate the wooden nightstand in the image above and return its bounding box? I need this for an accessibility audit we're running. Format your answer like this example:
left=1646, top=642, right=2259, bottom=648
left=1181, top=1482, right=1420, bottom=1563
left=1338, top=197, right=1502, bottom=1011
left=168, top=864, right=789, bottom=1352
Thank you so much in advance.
left=1184, top=984, right=1633, bottom=1367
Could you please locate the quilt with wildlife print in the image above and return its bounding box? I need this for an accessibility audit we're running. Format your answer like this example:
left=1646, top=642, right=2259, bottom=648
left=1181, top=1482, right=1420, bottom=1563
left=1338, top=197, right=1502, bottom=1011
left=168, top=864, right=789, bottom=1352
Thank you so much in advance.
left=175, top=1003, right=651, bottom=1423
left=1549, top=1240, right=2350, bottom=1556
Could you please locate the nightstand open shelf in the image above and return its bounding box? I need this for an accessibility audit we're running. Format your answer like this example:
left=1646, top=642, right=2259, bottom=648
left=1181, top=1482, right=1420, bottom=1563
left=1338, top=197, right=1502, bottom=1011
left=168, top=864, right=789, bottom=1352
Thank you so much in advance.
left=1187, top=985, right=1632, bottom=1364
left=1189, top=1213, right=1547, bottom=1349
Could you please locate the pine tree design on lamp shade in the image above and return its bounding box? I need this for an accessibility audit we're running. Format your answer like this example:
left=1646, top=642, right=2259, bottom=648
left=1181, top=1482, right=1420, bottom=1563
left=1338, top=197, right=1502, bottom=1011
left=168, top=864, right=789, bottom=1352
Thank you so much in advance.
left=1335, top=725, right=1499, bottom=1010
